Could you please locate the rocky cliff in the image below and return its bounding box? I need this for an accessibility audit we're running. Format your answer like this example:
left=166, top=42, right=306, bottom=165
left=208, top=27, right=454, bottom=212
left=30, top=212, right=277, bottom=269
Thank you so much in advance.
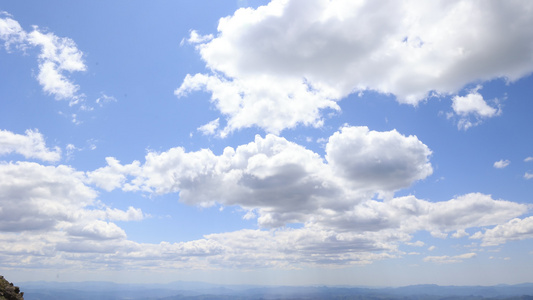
left=0, top=276, right=23, bottom=300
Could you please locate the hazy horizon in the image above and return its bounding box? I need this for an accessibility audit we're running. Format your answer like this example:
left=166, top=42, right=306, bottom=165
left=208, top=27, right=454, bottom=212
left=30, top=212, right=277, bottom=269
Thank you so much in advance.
left=1, top=0, right=533, bottom=287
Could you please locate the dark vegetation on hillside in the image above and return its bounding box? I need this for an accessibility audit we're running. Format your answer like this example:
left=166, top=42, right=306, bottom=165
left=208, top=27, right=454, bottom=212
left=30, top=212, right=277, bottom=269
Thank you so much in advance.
left=0, top=275, right=24, bottom=300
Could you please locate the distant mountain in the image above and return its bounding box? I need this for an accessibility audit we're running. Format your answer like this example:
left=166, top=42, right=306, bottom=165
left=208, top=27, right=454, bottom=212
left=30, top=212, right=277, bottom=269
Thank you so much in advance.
left=18, top=280, right=533, bottom=300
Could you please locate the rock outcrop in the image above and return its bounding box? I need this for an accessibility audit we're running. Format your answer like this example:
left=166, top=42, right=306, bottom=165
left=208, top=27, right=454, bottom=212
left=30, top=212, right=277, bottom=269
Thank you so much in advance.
left=0, top=276, right=23, bottom=300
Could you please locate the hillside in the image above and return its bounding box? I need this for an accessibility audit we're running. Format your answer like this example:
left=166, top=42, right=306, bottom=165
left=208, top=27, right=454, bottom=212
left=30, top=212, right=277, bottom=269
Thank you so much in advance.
left=0, top=276, right=23, bottom=300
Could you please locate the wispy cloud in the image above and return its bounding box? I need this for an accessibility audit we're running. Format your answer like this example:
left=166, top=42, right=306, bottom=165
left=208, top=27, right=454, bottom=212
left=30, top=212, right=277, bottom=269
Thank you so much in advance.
left=493, top=159, right=510, bottom=169
left=424, top=252, right=477, bottom=264
left=0, top=14, right=86, bottom=104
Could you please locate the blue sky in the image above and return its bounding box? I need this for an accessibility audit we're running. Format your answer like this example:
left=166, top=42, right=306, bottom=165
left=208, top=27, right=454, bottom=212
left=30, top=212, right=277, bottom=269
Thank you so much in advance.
left=1, top=0, right=533, bottom=287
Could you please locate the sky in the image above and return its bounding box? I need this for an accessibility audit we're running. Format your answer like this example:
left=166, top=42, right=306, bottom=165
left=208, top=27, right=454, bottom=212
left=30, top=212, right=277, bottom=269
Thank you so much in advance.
left=1, top=0, right=533, bottom=287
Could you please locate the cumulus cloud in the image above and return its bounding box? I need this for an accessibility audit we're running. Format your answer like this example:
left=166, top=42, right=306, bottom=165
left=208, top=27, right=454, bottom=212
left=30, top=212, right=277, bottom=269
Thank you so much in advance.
left=325, top=126, right=432, bottom=193
left=525, top=157, right=533, bottom=162
left=66, top=220, right=127, bottom=240
left=0, top=161, right=145, bottom=234
left=525, top=172, right=533, bottom=180
left=2, top=128, right=528, bottom=271
left=493, top=159, right=510, bottom=169
left=89, top=126, right=435, bottom=227
left=176, top=73, right=339, bottom=136
left=424, top=252, right=477, bottom=264
left=0, top=158, right=154, bottom=271
left=177, top=0, right=533, bottom=134
left=88, top=127, right=526, bottom=237
left=86, top=157, right=142, bottom=192
left=0, top=14, right=86, bottom=103
left=472, top=217, right=533, bottom=246
left=452, top=229, right=469, bottom=238
left=451, top=87, right=501, bottom=130
left=0, top=129, right=61, bottom=162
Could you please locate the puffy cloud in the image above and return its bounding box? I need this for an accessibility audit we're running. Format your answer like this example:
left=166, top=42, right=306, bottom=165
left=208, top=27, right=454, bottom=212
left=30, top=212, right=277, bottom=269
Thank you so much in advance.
left=176, top=73, right=339, bottom=136
left=451, top=86, right=501, bottom=130
left=0, top=152, right=529, bottom=271
left=0, top=158, right=152, bottom=270
left=452, top=229, right=469, bottom=238
left=325, top=126, right=432, bottom=193
left=420, top=193, right=526, bottom=232
left=0, top=160, right=145, bottom=240
left=86, top=157, right=142, bottom=192
left=91, top=126, right=434, bottom=227
left=178, top=0, right=533, bottom=134
left=0, top=129, right=61, bottom=162
left=473, top=217, right=533, bottom=246
left=317, top=193, right=527, bottom=235
left=525, top=172, right=533, bottom=180
left=0, top=127, right=520, bottom=271
left=525, top=157, right=533, bottom=162
left=66, top=220, right=127, bottom=240
left=423, top=252, right=477, bottom=264
left=0, top=14, right=86, bottom=103
left=90, top=127, right=527, bottom=238
left=104, top=206, right=145, bottom=222
left=0, top=161, right=94, bottom=232
left=493, top=159, right=510, bottom=169
left=452, top=88, right=499, bottom=118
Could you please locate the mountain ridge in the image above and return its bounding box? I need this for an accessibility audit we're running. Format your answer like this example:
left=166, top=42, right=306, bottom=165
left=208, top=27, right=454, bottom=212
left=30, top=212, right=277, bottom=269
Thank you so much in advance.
left=16, top=280, right=533, bottom=300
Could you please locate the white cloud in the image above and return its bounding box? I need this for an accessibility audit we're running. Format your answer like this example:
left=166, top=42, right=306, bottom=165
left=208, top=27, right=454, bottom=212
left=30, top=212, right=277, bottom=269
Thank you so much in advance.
left=525, top=157, right=533, bottom=162
left=197, top=118, right=220, bottom=136
left=27, top=29, right=86, bottom=103
left=95, top=94, right=117, bottom=107
left=0, top=12, right=26, bottom=50
left=452, top=87, right=499, bottom=118
left=178, top=0, right=533, bottom=134
left=406, top=240, right=425, bottom=247
left=0, top=137, right=529, bottom=271
left=187, top=30, right=213, bottom=44
left=0, top=14, right=86, bottom=103
left=86, top=157, right=142, bottom=192
left=451, top=87, right=501, bottom=130
left=424, top=252, right=477, bottom=264
left=325, top=126, right=433, bottom=193
left=493, top=159, right=510, bottom=169
left=91, top=126, right=435, bottom=228
left=89, top=128, right=526, bottom=238
left=104, top=206, right=145, bottom=222
left=472, top=217, right=533, bottom=246
left=525, top=172, right=533, bottom=180
left=66, top=220, right=127, bottom=240
left=0, top=128, right=521, bottom=271
left=452, top=229, right=469, bottom=238
left=428, top=246, right=436, bottom=251
left=0, top=129, right=61, bottom=162
left=176, top=73, right=339, bottom=136
left=0, top=161, right=145, bottom=235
